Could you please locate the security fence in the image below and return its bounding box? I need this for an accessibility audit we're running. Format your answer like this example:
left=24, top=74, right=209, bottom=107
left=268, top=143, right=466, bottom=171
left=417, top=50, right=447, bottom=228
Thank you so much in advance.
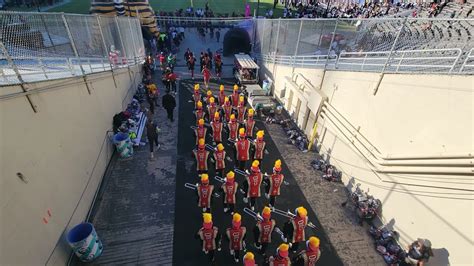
left=253, top=17, right=474, bottom=74
left=0, top=11, right=145, bottom=85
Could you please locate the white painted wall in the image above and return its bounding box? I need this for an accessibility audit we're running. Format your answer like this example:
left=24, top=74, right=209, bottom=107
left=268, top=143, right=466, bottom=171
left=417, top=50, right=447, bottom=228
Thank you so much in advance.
left=0, top=66, right=141, bottom=265
left=260, top=62, right=474, bottom=266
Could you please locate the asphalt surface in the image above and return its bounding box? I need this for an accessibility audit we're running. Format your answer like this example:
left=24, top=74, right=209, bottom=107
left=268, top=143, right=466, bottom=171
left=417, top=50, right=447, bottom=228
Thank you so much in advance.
left=172, top=78, right=343, bottom=266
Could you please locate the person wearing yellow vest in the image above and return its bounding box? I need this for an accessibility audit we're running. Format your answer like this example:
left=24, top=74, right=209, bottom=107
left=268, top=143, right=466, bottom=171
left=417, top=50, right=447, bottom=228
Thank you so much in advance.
left=283, top=206, right=309, bottom=253
left=243, top=252, right=256, bottom=266
left=292, top=236, right=321, bottom=266
left=195, top=213, right=221, bottom=263
left=253, top=206, right=276, bottom=255
left=264, top=159, right=285, bottom=207
left=196, top=174, right=214, bottom=213
left=225, top=213, right=247, bottom=263
left=268, top=243, right=291, bottom=266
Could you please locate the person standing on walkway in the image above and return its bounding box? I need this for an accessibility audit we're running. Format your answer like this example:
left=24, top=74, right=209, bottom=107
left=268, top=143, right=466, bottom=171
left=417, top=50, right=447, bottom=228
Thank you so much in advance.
left=165, top=70, right=177, bottom=93
left=196, top=213, right=221, bottom=263
left=226, top=213, right=247, bottom=263
left=253, top=206, right=276, bottom=255
left=235, top=128, right=250, bottom=170
left=292, top=236, right=321, bottom=266
left=216, top=29, right=221, bottom=43
left=214, top=52, right=222, bottom=79
left=162, top=91, right=176, bottom=122
left=283, top=206, right=308, bottom=254
left=221, top=171, right=238, bottom=215
left=146, top=120, right=160, bottom=159
left=264, top=159, right=284, bottom=208
left=188, top=53, right=196, bottom=79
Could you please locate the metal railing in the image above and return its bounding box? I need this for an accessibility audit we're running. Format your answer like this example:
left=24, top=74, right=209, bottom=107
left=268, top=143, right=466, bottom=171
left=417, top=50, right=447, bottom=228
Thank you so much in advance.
left=0, top=11, right=145, bottom=86
left=459, top=48, right=474, bottom=73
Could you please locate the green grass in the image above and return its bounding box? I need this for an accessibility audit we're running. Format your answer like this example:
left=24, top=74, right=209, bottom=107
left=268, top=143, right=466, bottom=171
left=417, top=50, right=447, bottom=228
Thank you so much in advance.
left=9, top=0, right=284, bottom=17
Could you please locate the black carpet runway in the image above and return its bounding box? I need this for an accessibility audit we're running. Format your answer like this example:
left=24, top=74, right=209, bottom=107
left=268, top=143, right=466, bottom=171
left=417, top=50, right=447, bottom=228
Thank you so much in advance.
left=173, top=79, right=343, bottom=266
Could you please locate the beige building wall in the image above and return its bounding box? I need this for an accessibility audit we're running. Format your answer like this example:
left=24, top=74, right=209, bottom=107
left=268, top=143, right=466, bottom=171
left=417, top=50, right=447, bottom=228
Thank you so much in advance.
left=260, top=63, right=474, bottom=265
left=0, top=66, right=141, bottom=265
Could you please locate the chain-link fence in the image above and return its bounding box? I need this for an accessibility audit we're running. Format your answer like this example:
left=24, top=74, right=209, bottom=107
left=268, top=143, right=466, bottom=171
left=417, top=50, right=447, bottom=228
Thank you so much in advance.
left=254, top=17, right=474, bottom=74
left=0, top=11, right=145, bottom=85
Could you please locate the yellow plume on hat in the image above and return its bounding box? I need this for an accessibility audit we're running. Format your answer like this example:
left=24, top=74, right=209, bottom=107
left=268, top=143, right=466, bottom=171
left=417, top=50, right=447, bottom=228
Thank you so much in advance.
left=224, top=96, right=229, bottom=102
left=197, top=101, right=203, bottom=108
left=219, top=85, right=224, bottom=91
left=207, top=90, right=212, bottom=96
left=248, top=109, right=254, bottom=115
left=194, top=84, right=199, bottom=90
left=252, top=160, right=260, bottom=168
left=209, top=97, right=215, bottom=103
left=226, top=171, right=235, bottom=179
left=230, top=114, right=236, bottom=120
left=309, top=236, right=320, bottom=248
left=198, top=119, right=204, bottom=126
left=296, top=206, right=308, bottom=217
left=217, top=143, right=224, bottom=151
left=274, top=159, right=282, bottom=168
left=214, top=112, right=220, bottom=118
left=244, top=252, right=254, bottom=261
left=263, top=206, right=271, bottom=216
left=239, top=128, right=245, bottom=135
left=239, top=95, right=244, bottom=102
left=233, top=213, right=241, bottom=222
left=201, top=173, right=209, bottom=183
left=203, top=213, right=212, bottom=223
left=233, top=84, right=238, bottom=91
left=256, top=130, right=264, bottom=139
left=279, top=243, right=289, bottom=252
left=198, top=138, right=205, bottom=146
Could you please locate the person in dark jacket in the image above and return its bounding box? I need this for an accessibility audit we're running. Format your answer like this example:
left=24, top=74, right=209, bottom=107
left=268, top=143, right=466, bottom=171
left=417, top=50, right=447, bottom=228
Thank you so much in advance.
left=146, top=119, right=160, bottom=159
left=162, top=91, right=177, bottom=122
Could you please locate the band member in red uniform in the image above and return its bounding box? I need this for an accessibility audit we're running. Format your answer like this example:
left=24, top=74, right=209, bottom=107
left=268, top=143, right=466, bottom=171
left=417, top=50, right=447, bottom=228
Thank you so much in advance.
left=195, top=101, right=205, bottom=122
left=227, top=114, right=239, bottom=141
left=264, top=159, right=284, bottom=207
left=252, top=130, right=266, bottom=164
left=193, top=84, right=201, bottom=107
left=225, top=213, right=247, bottom=263
left=292, top=236, right=321, bottom=266
left=243, top=252, right=256, bottom=266
left=222, top=97, right=233, bottom=123
left=210, top=112, right=223, bottom=145
left=207, top=97, right=218, bottom=122
left=231, top=84, right=240, bottom=108
left=268, top=243, right=291, bottom=266
left=283, top=206, right=309, bottom=253
left=193, top=138, right=209, bottom=174
left=221, top=171, right=238, bottom=214
left=236, top=96, right=246, bottom=124
left=196, top=174, right=214, bottom=212
left=205, top=90, right=213, bottom=105
left=213, top=143, right=226, bottom=178
left=195, top=213, right=221, bottom=263
left=214, top=52, right=222, bottom=79
left=242, top=160, right=263, bottom=211
left=218, top=85, right=226, bottom=105
left=235, top=128, right=251, bottom=170
left=253, top=206, right=276, bottom=255
left=245, top=109, right=256, bottom=138
left=194, top=119, right=207, bottom=145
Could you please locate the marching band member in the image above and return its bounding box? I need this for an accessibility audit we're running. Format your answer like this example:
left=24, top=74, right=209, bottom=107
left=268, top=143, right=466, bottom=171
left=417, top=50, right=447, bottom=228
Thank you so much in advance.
left=196, top=174, right=214, bottom=212
left=225, top=213, right=247, bottom=263
left=193, top=84, right=201, bottom=107
left=195, top=213, right=221, bottom=263
left=231, top=84, right=240, bottom=108
left=235, top=128, right=251, bottom=170
left=283, top=206, right=309, bottom=253
left=218, top=84, right=226, bottom=105
left=195, top=101, right=205, bottom=122
left=213, top=143, right=226, bottom=178
left=268, top=243, right=291, bottom=266
left=221, top=171, right=238, bottom=215
left=194, top=118, right=207, bottom=145
left=193, top=138, right=209, bottom=174
left=205, top=90, right=213, bottom=105
left=292, top=236, right=321, bottom=266
left=252, top=130, right=266, bottom=164
left=253, top=206, right=276, bottom=255
left=245, top=109, right=256, bottom=138
left=243, top=252, right=256, bottom=266
left=222, top=96, right=233, bottom=123
left=236, top=96, right=246, bottom=124
left=242, top=160, right=263, bottom=211
left=264, top=159, right=284, bottom=207
left=207, top=97, right=218, bottom=122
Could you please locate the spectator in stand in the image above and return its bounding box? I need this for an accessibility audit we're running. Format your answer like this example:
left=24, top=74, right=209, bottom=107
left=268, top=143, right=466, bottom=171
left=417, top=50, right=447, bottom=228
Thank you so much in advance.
left=162, top=91, right=177, bottom=122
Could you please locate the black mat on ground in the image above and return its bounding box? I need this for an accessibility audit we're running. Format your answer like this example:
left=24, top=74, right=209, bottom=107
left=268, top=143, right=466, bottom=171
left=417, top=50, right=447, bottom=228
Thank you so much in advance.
left=173, top=79, right=343, bottom=265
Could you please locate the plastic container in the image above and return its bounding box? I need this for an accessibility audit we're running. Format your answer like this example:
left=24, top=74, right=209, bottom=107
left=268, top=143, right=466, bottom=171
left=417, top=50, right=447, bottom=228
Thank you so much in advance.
left=113, top=132, right=133, bottom=158
left=67, top=223, right=103, bottom=262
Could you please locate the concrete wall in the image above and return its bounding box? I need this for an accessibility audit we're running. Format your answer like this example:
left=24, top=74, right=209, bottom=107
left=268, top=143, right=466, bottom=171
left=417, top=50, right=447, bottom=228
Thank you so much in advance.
left=0, top=66, right=141, bottom=265
left=260, top=62, right=474, bottom=265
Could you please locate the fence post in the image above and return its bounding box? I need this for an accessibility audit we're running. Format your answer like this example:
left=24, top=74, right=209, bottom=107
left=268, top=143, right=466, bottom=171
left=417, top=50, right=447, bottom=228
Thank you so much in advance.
left=128, top=18, right=138, bottom=65
left=272, top=18, right=282, bottom=78
left=292, top=19, right=303, bottom=71
left=317, top=18, right=339, bottom=91
left=96, top=15, right=118, bottom=88
left=260, top=19, right=266, bottom=55
left=0, top=42, right=38, bottom=113
left=62, top=13, right=92, bottom=94
left=373, top=17, right=407, bottom=95
left=115, top=16, right=133, bottom=82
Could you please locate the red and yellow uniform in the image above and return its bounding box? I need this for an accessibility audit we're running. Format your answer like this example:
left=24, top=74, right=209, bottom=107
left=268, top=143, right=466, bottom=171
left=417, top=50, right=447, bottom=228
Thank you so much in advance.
left=193, top=138, right=209, bottom=173
left=245, top=109, right=256, bottom=138
left=292, top=237, right=321, bottom=266
left=226, top=213, right=247, bottom=262
left=269, top=244, right=291, bottom=266
left=253, top=207, right=276, bottom=255
left=253, top=130, right=266, bottom=161
left=197, top=174, right=214, bottom=212
left=205, top=90, right=213, bottom=105
left=221, top=171, right=238, bottom=214
left=236, top=96, right=246, bottom=123
left=243, top=160, right=262, bottom=210
left=227, top=114, right=239, bottom=140
left=193, top=84, right=201, bottom=107
left=244, top=252, right=256, bottom=266
left=207, top=97, right=218, bottom=121
left=194, top=118, right=207, bottom=144
left=265, top=159, right=284, bottom=207
left=231, top=84, right=240, bottom=107
left=195, top=101, right=205, bottom=122
left=218, top=85, right=226, bottom=105
left=213, top=143, right=226, bottom=178
left=196, top=213, right=220, bottom=262
left=210, top=112, right=223, bottom=143
left=222, top=97, right=233, bottom=123
left=284, top=207, right=309, bottom=253
left=235, top=128, right=251, bottom=170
